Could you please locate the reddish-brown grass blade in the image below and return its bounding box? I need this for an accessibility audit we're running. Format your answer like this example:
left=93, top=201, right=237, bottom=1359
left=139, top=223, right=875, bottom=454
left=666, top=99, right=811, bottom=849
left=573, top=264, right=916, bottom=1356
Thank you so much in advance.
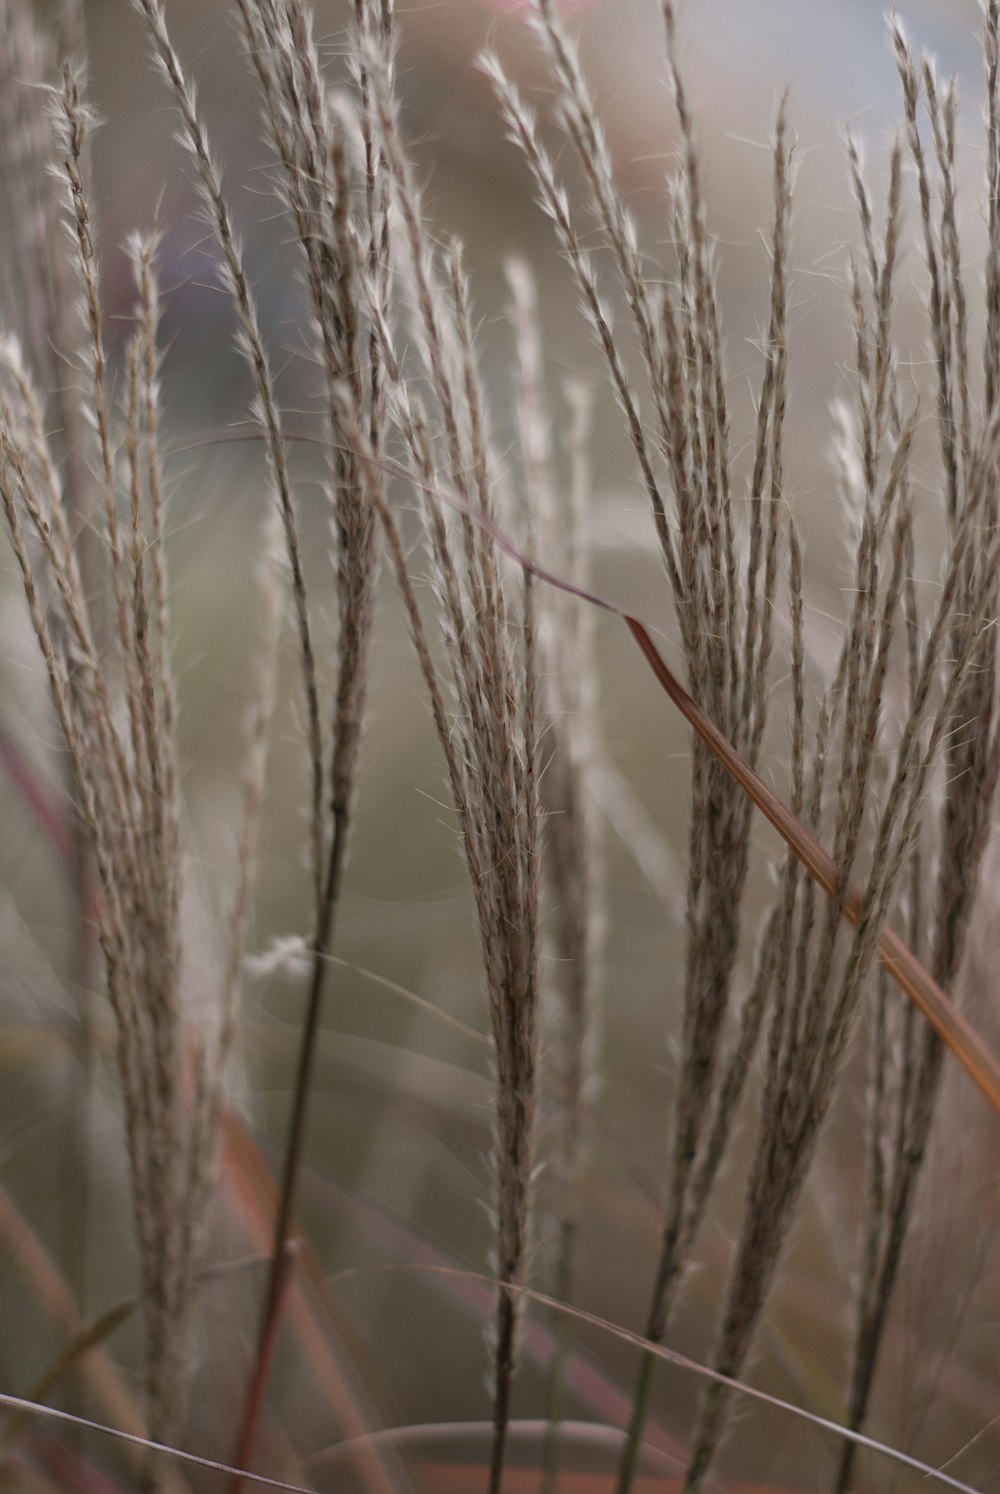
left=219, top=1110, right=415, bottom=1494
left=422, top=482, right=1000, bottom=1121
left=0, top=721, right=73, bottom=864
left=622, top=615, right=1000, bottom=1118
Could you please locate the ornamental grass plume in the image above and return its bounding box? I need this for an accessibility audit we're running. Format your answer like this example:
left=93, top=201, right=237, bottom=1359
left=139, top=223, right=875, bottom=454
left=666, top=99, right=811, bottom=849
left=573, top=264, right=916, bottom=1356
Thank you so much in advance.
left=834, top=10, right=1000, bottom=1487
left=481, top=6, right=797, bottom=1478
left=131, top=0, right=383, bottom=1475
left=0, top=53, right=283, bottom=1482
left=348, top=24, right=544, bottom=1483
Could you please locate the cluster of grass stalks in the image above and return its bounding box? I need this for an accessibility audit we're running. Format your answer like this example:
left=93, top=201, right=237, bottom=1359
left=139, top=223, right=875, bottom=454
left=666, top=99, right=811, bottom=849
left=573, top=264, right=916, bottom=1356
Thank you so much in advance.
left=3, top=0, right=1000, bottom=1490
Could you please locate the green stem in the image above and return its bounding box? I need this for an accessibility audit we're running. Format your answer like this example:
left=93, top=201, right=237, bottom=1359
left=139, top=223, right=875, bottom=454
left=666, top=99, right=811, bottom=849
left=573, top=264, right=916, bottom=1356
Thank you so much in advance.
left=541, top=1309, right=573, bottom=1494
left=616, top=1217, right=683, bottom=1494
left=615, top=1349, right=657, bottom=1494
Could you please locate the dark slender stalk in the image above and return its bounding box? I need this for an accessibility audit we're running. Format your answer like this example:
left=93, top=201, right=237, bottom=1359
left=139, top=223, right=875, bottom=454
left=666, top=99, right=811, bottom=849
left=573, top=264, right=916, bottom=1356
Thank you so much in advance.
left=228, top=806, right=350, bottom=1493
left=488, top=1289, right=517, bottom=1494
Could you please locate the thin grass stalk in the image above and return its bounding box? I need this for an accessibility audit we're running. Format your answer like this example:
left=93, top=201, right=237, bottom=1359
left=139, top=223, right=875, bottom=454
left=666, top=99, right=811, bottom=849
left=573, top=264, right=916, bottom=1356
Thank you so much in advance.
left=340, top=397, right=534, bottom=1494
left=227, top=9, right=383, bottom=1482
left=508, top=261, right=601, bottom=1490
left=228, top=817, right=355, bottom=1493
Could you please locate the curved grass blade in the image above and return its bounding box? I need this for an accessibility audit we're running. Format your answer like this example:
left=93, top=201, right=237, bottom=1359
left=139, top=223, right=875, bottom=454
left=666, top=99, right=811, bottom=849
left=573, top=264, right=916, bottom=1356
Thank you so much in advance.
left=0, top=1392, right=316, bottom=1493
left=1, top=1300, right=135, bottom=1450
left=413, top=478, right=1000, bottom=1122
left=329, top=1262, right=985, bottom=1494
left=219, top=1109, right=417, bottom=1494
left=622, top=614, right=1000, bottom=1118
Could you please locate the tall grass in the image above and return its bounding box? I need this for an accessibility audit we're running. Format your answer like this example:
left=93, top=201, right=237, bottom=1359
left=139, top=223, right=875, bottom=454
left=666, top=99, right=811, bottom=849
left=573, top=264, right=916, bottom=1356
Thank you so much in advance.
left=2, top=1, right=1000, bottom=1491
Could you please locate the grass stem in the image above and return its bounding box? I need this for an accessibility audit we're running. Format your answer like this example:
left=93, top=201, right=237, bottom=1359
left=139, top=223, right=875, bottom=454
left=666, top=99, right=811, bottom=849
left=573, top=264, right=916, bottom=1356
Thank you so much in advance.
left=229, top=806, right=350, bottom=1491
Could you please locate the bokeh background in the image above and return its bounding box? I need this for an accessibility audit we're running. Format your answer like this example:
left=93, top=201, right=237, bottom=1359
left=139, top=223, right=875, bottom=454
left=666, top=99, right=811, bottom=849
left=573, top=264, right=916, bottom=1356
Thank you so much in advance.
left=3, top=1, right=1000, bottom=1490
